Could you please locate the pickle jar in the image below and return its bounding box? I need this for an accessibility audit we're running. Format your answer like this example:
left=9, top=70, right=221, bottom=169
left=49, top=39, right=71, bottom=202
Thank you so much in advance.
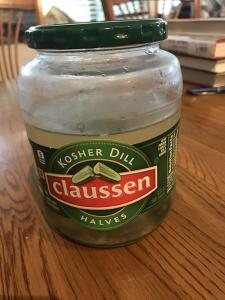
left=18, top=20, right=182, bottom=247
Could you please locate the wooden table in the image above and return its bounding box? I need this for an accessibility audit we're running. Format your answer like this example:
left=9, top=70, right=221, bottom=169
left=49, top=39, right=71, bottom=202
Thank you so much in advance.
left=0, top=81, right=225, bottom=300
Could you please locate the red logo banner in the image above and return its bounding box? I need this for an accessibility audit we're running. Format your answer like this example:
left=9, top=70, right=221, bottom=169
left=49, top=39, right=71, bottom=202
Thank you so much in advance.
left=46, top=167, right=157, bottom=210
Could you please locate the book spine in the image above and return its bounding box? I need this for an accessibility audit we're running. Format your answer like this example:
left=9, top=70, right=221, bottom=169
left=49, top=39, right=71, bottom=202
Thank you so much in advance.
left=160, top=36, right=215, bottom=58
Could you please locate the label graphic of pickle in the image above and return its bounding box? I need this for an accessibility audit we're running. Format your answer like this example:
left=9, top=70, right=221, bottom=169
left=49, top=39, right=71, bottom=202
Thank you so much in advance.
left=46, top=139, right=155, bottom=230
left=39, top=122, right=180, bottom=231
left=72, top=166, right=94, bottom=184
left=93, top=162, right=121, bottom=182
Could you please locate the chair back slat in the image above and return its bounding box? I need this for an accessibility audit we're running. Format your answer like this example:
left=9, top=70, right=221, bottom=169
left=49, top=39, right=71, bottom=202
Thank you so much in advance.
left=0, top=10, right=11, bottom=80
left=14, top=10, right=23, bottom=74
left=7, top=9, right=15, bottom=79
left=0, top=8, right=25, bottom=81
left=0, top=10, right=4, bottom=80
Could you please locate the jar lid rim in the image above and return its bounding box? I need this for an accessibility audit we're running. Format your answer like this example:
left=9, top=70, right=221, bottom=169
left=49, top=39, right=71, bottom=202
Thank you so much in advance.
left=26, top=19, right=167, bottom=50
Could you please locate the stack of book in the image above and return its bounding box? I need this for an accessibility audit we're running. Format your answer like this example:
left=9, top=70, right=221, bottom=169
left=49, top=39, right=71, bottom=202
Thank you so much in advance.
left=161, top=19, right=225, bottom=87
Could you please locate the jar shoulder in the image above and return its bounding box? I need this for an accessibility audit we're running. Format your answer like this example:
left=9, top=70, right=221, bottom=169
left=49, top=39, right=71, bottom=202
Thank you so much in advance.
left=18, top=48, right=182, bottom=135
left=20, top=49, right=180, bottom=78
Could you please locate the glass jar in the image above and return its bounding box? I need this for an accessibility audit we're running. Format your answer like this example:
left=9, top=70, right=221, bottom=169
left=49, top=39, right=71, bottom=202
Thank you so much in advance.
left=18, top=20, right=182, bottom=247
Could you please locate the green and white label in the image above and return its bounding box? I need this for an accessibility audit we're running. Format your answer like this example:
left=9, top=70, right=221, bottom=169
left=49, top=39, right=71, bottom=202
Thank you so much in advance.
left=31, top=122, right=179, bottom=230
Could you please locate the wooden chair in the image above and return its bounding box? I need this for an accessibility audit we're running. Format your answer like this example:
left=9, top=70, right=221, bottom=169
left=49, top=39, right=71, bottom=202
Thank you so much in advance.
left=101, top=0, right=151, bottom=20
left=0, top=0, right=43, bottom=82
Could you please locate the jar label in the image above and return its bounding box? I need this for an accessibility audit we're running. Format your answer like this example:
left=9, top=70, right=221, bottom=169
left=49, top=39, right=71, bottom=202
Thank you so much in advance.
left=30, top=122, right=179, bottom=231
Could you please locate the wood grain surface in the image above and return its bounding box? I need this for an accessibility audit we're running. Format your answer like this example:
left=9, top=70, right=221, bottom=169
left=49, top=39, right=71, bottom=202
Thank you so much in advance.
left=0, top=81, right=225, bottom=300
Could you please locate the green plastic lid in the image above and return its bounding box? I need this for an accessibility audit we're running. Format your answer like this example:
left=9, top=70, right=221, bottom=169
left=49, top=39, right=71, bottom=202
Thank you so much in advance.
left=26, top=19, right=167, bottom=50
